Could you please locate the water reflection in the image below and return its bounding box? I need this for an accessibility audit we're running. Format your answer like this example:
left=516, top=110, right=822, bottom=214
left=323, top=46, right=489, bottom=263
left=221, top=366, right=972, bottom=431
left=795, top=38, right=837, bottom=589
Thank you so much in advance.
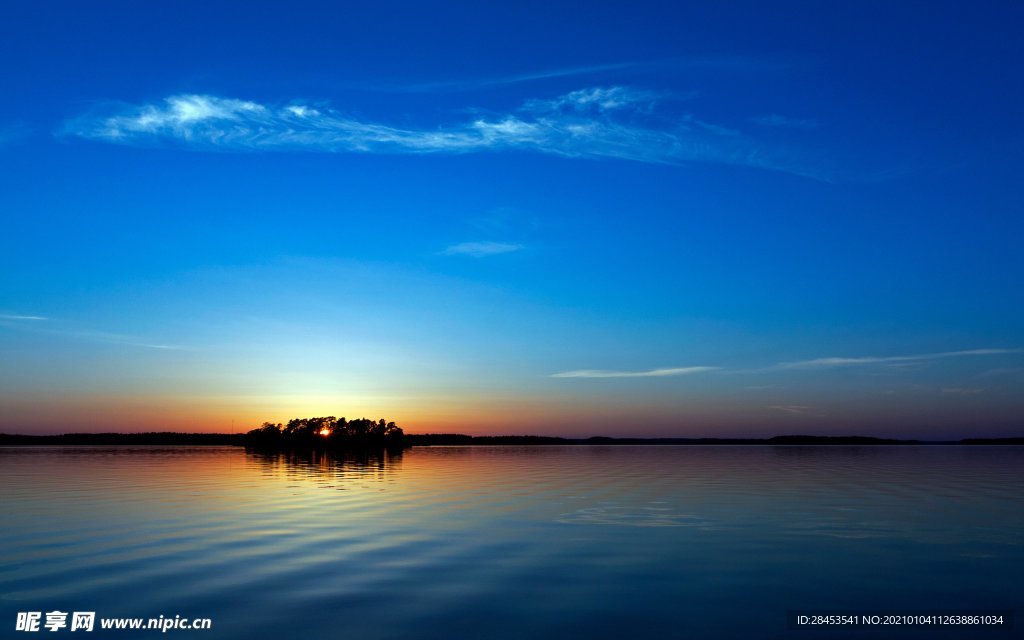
left=1, top=445, right=1022, bottom=640
left=245, top=446, right=402, bottom=484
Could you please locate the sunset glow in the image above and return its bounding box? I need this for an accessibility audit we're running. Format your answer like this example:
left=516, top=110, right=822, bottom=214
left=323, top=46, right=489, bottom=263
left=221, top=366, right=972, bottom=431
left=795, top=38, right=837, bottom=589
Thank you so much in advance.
left=0, top=3, right=1021, bottom=439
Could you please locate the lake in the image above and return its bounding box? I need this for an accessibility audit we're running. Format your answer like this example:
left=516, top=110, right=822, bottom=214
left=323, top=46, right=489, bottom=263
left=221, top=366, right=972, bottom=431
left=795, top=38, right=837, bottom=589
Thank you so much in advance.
left=1, top=445, right=1021, bottom=639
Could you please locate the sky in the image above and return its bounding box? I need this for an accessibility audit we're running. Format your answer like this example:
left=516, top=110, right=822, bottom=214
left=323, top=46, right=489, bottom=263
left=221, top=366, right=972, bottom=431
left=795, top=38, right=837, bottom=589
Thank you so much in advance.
left=1, top=1, right=1022, bottom=438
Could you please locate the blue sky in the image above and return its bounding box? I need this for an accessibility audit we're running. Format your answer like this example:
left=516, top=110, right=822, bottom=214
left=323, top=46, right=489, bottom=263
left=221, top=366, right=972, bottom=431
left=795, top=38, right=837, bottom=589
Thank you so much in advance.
left=1, top=1, right=1022, bottom=437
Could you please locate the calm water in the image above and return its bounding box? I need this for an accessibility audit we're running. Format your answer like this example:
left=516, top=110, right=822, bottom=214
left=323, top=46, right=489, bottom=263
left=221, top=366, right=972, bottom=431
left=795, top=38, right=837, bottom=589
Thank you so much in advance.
left=1, top=445, right=1021, bottom=639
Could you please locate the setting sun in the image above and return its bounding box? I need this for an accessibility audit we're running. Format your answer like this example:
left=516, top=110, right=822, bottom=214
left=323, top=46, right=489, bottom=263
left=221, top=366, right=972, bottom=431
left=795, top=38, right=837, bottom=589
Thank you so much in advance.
left=2, top=3, right=1022, bottom=640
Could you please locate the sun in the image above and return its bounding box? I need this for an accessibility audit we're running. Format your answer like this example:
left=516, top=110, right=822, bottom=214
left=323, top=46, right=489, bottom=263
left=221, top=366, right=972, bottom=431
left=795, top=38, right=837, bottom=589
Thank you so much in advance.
left=318, top=427, right=331, bottom=437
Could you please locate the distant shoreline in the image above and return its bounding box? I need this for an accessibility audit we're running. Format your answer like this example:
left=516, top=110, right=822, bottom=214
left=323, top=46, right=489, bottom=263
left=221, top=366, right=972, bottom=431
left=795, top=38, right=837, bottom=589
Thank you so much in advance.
left=1, top=432, right=1022, bottom=446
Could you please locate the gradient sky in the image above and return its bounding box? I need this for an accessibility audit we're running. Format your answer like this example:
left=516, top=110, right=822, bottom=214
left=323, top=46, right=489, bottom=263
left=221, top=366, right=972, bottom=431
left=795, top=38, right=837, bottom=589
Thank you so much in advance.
left=1, top=1, right=1022, bottom=438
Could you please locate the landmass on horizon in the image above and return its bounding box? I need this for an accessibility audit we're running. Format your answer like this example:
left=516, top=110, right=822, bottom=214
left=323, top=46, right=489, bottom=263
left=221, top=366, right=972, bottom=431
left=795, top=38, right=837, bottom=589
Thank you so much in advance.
left=2, top=432, right=1022, bottom=446
left=4, top=414, right=1021, bottom=447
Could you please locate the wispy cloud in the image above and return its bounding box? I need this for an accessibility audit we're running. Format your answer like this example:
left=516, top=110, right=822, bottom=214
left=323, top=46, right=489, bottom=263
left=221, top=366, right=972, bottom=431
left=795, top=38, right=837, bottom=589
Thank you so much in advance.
left=0, top=313, right=47, bottom=321
left=978, top=367, right=1024, bottom=378
left=70, top=330, right=187, bottom=350
left=551, top=366, right=718, bottom=378
left=940, top=387, right=985, bottom=395
left=48, top=328, right=186, bottom=350
left=750, top=113, right=818, bottom=129
left=556, top=348, right=1018, bottom=381
left=440, top=241, right=524, bottom=257
left=521, top=86, right=661, bottom=114
left=376, top=62, right=646, bottom=92
left=775, top=349, right=1020, bottom=370
left=371, top=56, right=788, bottom=93
left=65, top=89, right=823, bottom=178
left=0, top=314, right=185, bottom=350
left=768, top=405, right=815, bottom=415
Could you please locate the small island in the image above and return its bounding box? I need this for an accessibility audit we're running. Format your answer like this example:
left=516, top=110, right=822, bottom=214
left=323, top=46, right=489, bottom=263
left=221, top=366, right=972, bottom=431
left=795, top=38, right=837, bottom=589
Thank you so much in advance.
left=245, top=416, right=405, bottom=451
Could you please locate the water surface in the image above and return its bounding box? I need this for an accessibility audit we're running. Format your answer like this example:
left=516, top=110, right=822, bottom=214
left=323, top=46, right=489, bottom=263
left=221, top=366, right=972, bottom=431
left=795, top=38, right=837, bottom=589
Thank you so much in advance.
left=1, top=445, right=1021, bottom=639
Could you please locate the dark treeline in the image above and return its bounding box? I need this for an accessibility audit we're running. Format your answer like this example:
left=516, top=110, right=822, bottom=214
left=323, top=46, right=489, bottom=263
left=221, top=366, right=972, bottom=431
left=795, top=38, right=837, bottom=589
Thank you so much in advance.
left=0, top=432, right=246, bottom=445
left=405, top=434, right=570, bottom=446
left=2, top=432, right=1022, bottom=446
left=245, top=416, right=405, bottom=450
left=405, top=434, right=1024, bottom=446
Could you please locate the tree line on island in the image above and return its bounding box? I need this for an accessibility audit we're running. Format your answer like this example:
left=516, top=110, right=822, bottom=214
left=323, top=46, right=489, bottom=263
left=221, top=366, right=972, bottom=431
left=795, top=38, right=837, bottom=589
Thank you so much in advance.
left=246, top=416, right=405, bottom=450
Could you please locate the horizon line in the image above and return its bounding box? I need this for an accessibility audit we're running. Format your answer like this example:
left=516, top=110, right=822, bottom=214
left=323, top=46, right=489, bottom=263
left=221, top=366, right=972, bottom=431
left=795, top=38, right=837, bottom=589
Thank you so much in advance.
left=2, top=431, right=1022, bottom=444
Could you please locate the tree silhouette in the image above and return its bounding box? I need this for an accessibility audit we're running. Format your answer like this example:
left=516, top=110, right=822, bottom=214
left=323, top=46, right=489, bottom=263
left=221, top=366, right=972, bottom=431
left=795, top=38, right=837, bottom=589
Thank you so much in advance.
left=246, top=415, right=404, bottom=451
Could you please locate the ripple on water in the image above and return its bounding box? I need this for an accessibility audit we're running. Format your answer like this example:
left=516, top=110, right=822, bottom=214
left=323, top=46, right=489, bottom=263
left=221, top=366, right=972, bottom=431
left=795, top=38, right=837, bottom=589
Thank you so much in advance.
left=1, top=445, right=1022, bottom=640
left=557, top=504, right=713, bottom=527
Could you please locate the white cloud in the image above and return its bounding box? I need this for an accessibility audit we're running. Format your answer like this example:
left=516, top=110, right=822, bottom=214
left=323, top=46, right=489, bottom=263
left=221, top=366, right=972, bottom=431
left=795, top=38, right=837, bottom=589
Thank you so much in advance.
left=285, top=105, right=320, bottom=118
left=51, top=328, right=187, bottom=350
left=440, top=241, right=524, bottom=257
left=66, top=89, right=822, bottom=178
left=521, top=86, right=658, bottom=114
left=554, top=348, right=1019, bottom=381
left=978, top=367, right=1024, bottom=378
left=0, top=314, right=185, bottom=350
left=776, top=349, right=1020, bottom=370
left=91, top=95, right=266, bottom=140
left=375, top=62, right=647, bottom=92
left=0, top=313, right=47, bottom=321
left=768, top=405, right=814, bottom=414
left=374, top=56, right=789, bottom=93
left=551, top=366, right=718, bottom=378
